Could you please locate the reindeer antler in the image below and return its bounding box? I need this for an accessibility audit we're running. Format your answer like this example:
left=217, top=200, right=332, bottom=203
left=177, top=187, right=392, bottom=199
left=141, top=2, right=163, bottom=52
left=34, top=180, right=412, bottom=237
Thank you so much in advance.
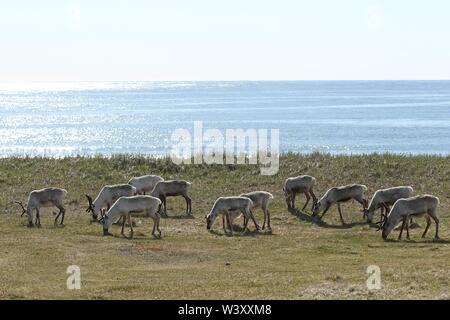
left=98, top=208, right=106, bottom=223
left=14, top=201, right=26, bottom=216
left=375, top=216, right=386, bottom=231
left=85, top=194, right=94, bottom=213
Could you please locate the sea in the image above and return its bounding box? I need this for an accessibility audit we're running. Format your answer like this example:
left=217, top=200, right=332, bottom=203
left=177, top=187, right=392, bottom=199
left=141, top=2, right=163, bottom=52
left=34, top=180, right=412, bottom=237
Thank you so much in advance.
left=0, top=81, right=449, bottom=157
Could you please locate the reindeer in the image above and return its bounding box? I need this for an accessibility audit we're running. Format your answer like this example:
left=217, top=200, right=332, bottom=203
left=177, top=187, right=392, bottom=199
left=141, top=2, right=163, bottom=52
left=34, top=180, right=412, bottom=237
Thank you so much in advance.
left=283, top=175, right=317, bottom=211
left=85, top=184, right=137, bottom=222
left=366, top=186, right=414, bottom=223
left=239, top=191, right=274, bottom=231
left=378, top=195, right=440, bottom=241
left=15, top=188, right=68, bottom=227
left=102, top=195, right=162, bottom=239
left=312, top=184, right=368, bottom=225
left=150, top=180, right=192, bottom=216
left=128, top=175, right=164, bottom=195
left=206, top=196, right=260, bottom=235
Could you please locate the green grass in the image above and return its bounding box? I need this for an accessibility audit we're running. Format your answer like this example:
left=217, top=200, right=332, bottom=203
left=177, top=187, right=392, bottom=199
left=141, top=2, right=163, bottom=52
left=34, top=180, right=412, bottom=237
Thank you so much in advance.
left=0, top=153, right=449, bottom=299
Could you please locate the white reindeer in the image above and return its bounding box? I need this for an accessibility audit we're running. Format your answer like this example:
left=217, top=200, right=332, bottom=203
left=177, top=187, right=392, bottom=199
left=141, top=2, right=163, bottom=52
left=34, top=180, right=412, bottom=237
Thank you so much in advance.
left=206, top=196, right=260, bottom=235
left=366, top=186, right=414, bottom=223
left=380, top=195, right=440, bottom=241
left=102, top=195, right=162, bottom=239
left=312, top=184, right=368, bottom=225
left=151, top=180, right=192, bottom=216
left=128, top=175, right=164, bottom=195
left=85, top=184, right=137, bottom=221
left=16, top=187, right=68, bottom=227
left=283, top=175, right=317, bottom=211
left=239, top=191, right=274, bottom=231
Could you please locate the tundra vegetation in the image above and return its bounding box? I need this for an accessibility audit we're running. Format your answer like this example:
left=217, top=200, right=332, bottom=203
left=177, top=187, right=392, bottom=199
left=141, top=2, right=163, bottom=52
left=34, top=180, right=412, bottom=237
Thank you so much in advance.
left=0, top=153, right=449, bottom=299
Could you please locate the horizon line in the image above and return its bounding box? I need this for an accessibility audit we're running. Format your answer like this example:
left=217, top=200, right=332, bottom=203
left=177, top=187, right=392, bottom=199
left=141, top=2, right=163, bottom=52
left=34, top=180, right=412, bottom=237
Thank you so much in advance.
left=1, top=79, right=450, bottom=83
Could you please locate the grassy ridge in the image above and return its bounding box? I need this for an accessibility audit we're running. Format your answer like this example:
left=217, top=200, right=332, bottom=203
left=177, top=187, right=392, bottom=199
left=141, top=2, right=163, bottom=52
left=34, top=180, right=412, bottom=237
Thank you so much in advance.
left=0, top=153, right=449, bottom=299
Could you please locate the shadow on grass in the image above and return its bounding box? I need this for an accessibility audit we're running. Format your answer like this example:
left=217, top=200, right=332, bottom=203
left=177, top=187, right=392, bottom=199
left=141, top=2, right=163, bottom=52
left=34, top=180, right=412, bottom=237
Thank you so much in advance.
left=208, top=224, right=273, bottom=237
left=382, top=237, right=449, bottom=244
left=104, top=232, right=163, bottom=241
left=20, top=222, right=68, bottom=229
left=161, top=213, right=195, bottom=220
left=288, top=207, right=367, bottom=229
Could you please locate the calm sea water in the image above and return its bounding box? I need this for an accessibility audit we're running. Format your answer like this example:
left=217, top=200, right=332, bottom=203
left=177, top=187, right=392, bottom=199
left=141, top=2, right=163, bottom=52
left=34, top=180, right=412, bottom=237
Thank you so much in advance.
left=0, top=81, right=449, bottom=157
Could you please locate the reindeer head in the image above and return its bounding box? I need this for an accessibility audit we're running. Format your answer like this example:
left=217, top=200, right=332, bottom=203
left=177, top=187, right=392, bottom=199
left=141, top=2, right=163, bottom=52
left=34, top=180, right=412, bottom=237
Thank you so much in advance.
left=312, top=201, right=322, bottom=216
left=381, top=218, right=395, bottom=240
left=205, top=211, right=218, bottom=230
left=375, top=214, right=391, bottom=240
left=102, top=210, right=113, bottom=236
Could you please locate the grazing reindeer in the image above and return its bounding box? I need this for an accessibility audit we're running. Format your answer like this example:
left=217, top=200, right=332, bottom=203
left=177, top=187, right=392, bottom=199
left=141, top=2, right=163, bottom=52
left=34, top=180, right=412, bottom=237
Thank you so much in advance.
left=102, top=195, right=162, bottom=239
left=366, top=186, right=414, bottom=223
left=283, top=175, right=317, bottom=211
left=379, top=195, right=440, bottom=241
left=151, top=180, right=192, bottom=216
left=16, top=188, right=68, bottom=227
left=312, top=184, right=368, bottom=225
left=239, top=191, right=274, bottom=231
left=128, top=175, right=164, bottom=195
left=206, top=196, right=260, bottom=235
left=86, top=184, right=137, bottom=222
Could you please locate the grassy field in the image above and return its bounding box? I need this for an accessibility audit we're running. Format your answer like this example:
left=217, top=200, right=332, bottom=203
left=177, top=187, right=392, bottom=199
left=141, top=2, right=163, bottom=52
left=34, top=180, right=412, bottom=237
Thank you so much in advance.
left=0, top=153, right=449, bottom=300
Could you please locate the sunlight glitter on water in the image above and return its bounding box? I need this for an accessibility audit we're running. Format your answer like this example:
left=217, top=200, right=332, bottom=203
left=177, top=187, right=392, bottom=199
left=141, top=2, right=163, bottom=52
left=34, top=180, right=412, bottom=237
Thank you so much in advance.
left=1, top=81, right=449, bottom=157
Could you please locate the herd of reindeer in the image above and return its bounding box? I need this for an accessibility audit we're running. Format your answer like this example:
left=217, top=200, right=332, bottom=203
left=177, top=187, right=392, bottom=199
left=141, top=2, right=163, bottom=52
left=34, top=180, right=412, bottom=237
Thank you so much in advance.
left=14, top=174, right=441, bottom=241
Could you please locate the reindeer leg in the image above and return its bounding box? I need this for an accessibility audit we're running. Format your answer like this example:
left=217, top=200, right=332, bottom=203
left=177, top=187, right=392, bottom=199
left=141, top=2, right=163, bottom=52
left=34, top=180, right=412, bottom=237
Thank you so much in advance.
left=354, top=197, right=367, bottom=219
left=310, top=190, right=318, bottom=210
left=241, top=210, right=250, bottom=235
left=262, top=208, right=266, bottom=230
left=319, top=204, right=330, bottom=221
left=151, top=216, right=157, bottom=238
left=422, top=216, right=431, bottom=238
left=337, top=203, right=346, bottom=225
left=128, top=214, right=134, bottom=239
left=157, top=202, right=162, bottom=215
left=242, top=215, right=247, bottom=231
left=265, top=207, right=272, bottom=231
left=226, top=211, right=233, bottom=236
left=187, top=195, right=192, bottom=215
left=121, top=215, right=126, bottom=236
left=291, top=193, right=296, bottom=209
left=163, top=197, right=167, bottom=216
left=54, top=209, right=62, bottom=226
left=182, top=195, right=189, bottom=215
left=222, top=214, right=227, bottom=233
left=152, top=213, right=162, bottom=239
left=287, top=192, right=293, bottom=209
left=35, top=208, right=41, bottom=228
left=379, top=206, right=384, bottom=221
left=431, top=214, right=440, bottom=240
left=59, top=207, right=66, bottom=225
left=398, top=217, right=407, bottom=240
left=405, top=215, right=410, bottom=240
left=302, top=192, right=310, bottom=211
left=156, top=213, right=162, bottom=238
left=249, top=209, right=261, bottom=231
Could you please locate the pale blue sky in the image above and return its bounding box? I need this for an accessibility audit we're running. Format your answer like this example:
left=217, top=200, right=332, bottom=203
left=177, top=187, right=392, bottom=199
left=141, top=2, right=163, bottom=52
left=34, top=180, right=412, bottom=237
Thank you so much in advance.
left=1, top=0, right=449, bottom=81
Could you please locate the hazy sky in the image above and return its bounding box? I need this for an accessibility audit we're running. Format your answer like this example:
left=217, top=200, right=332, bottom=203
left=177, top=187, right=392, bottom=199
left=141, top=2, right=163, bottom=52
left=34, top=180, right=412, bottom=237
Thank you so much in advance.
left=1, top=0, right=449, bottom=81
